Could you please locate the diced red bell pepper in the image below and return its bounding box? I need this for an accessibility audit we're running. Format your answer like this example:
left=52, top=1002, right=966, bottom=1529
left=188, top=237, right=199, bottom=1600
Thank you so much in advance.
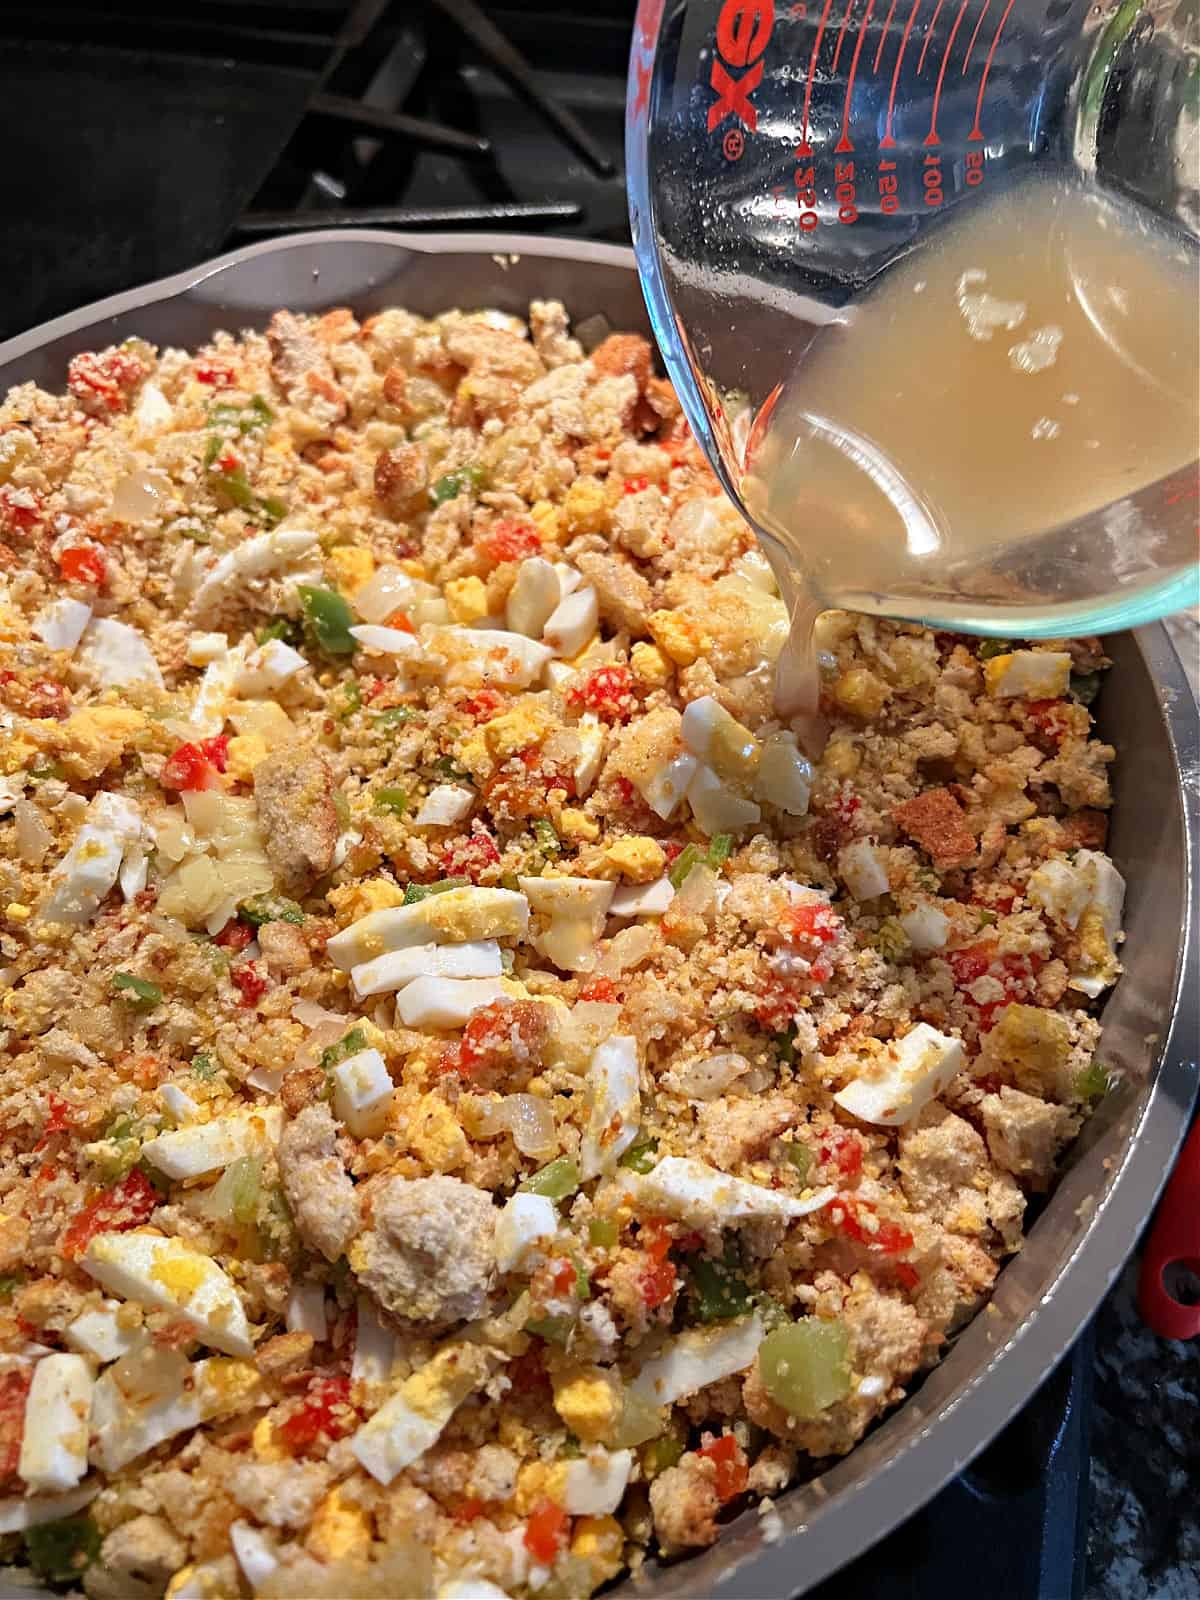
left=782, top=902, right=841, bottom=949
left=639, top=1257, right=677, bottom=1308
left=524, top=1497, right=569, bottom=1565
left=1025, top=699, right=1071, bottom=744
left=60, top=1168, right=159, bottom=1259
left=441, top=828, right=501, bottom=882
left=0, top=487, right=43, bottom=536
left=67, top=348, right=146, bottom=413
left=278, top=1375, right=356, bottom=1453
left=194, top=360, right=235, bottom=387
left=550, top=1259, right=577, bottom=1296
left=385, top=608, right=416, bottom=634
left=35, top=1093, right=73, bottom=1150
left=231, top=962, right=268, bottom=1008
left=57, top=546, right=106, bottom=586
left=461, top=688, right=504, bottom=720
left=214, top=920, right=254, bottom=953
left=566, top=664, right=636, bottom=723
left=820, top=1131, right=863, bottom=1179
left=0, top=1369, right=33, bottom=1482
left=697, top=1434, right=749, bottom=1503
left=829, top=1194, right=914, bottom=1256
left=478, top=519, right=541, bottom=564
left=577, top=977, right=619, bottom=1004
left=622, top=475, right=651, bottom=494
left=160, top=740, right=224, bottom=792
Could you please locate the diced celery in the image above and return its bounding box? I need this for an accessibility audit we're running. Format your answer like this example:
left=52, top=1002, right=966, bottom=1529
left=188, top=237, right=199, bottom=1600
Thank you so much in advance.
left=402, top=876, right=469, bottom=904
left=533, top=819, right=561, bottom=857
left=256, top=617, right=300, bottom=646
left=689, top=1255, right=753, bottom=1322
left=608, top=1388, right=665, bottom=1449
left=668, top=844, right=703, bottom=890
left=239, top=894, right=304, bottom=927
left=374, top=786, right=409, bottom=816
left=639, top=1423, right=686, bottom=1478
left=320, top=1027, right=367, bottom=1072
left=618, top=1138, right=658, bottom=1174
left=111, top=972, right=162, bottom=1008
left=374, top=706, right=421, bottom=727
left=706, top=833, right=734, bottom=868
left=525, top=1314, right=573, bottom=1344
left=785, top=1142, right=813, bottom=1184
left=588, top=1217, right=619, bottom=1248
left=978, top=638, right=1012, bottom=660
left=1075, top=1059, right=1111, bottom=1103
left=518, top=1157, right=580, bottom=1201
left=429, top=465, right=486, bottom=506
left=758, top=1318, right=851, bottom=1418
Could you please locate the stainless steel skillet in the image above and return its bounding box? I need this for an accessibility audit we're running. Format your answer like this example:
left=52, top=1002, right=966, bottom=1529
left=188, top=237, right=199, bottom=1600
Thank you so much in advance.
left=0, top=230, right=1195, bottom=1599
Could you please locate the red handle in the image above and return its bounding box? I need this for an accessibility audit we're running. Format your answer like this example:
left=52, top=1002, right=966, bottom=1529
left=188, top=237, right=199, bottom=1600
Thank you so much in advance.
left=1138, top=1117, right=1200, bottom=1340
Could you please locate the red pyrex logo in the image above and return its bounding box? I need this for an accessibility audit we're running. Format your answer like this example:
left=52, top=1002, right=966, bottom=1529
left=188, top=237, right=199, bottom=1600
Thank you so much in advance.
left=707, top=0, right=774, bottom=135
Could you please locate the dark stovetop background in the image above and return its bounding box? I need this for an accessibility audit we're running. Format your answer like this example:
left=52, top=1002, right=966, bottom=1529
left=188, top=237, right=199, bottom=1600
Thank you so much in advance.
left=0, top=4, right=1196, bottom=1596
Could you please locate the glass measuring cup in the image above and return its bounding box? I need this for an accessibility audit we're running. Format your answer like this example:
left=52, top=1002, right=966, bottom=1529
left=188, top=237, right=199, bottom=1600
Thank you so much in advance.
left=626, top=0, right=1200, bottom=637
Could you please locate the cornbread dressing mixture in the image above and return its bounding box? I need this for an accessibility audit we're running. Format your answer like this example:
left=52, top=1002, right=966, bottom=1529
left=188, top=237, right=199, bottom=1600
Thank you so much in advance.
left=0, top=302, right=1124, bottom=1598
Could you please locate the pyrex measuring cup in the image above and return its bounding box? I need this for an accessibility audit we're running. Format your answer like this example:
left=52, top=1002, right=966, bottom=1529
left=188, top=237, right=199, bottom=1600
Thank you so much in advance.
left=626, top=0, right=1200, bottom=636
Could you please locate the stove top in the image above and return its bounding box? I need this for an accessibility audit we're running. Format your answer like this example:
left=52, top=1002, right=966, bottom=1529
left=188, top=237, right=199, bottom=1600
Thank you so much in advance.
left=0, top=7, right=1093, bottom=1593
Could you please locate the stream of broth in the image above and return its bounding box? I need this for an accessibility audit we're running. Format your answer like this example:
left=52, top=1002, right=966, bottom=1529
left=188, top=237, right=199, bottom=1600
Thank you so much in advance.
left=739, top=172, right=1200, bottom=719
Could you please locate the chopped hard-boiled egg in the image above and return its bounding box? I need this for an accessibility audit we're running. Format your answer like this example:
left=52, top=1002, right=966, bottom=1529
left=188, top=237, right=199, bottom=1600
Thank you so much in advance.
left=609, top=877, right=675, bottom=918
left=286, top=1284, right=328, bottom=1342
left=41, top=791, right=144, bottom=925
left=77, top=618, right=164, bottom=688
left=573, top=714, right=607, bottom=797
left=351, top=1343, right=492, bottom=1485
left=348, top=624, right=423, bottom=658
left=235, top=639, right=307, bottom=696
left=89, top=1354, right=260, bottom=1473
left=433, top=626, right=553, bottom=689
left=439, top=1582, right=511, bottom=1600
left=414, top=785, right=475, bottom=828
left=494, top=1193, right=558, bottom=1273
left=561, top=1449, right=633, bottom=1515
left=396, top=977, right=510, bottom=1030
left=65, top=1301, right=145, bottom=1365
left=351, top=1295, right=396, bottom=1390
left=898, top=904, right=950, bottom=951
left=352, top=939, right=502, bottom=999
left=189, top=649, right=245, bottom=737
left=193, top=527, right=318, bottom=613
left=141, top=1107, right=283, bottom=1180
left=633, top=1157, right=834, bottom=1226
left=506, top=557, right=561, bottom=638
left=640, top=752, right=698, bottom=821
left=33, top=598, right=92, bottom=652
left=686, top=764, right=762, bottom=835
left=159, top=1082, right=201, bottom=1125
left=680, top=696, right=758, bottom=779
left=630, top=1316, right=764, bottom=1408
left=519, top=875, right=614, bottom=973
left=81, top=1232, right=254, bottom=1358
left=838, top=841, right=890, bottom=901
left=0, top=1482, right=100, bottom=1535
left=186, top=631, right=228, bottom=667
left=331, top=1048, right=394, bottom=1137
left=752, top=732, right=813, bottom=815
left=230, top=1521, right=279, bottom=1591
left=543, top=586, right=598, bottom=658
left=1028, top=849, right=1125, bottom=996
left=328, top=888, right=529, bottom=969
left=983, top=649, right=1072, bottom=700
left=834, top=1022, right=965, bottom=1125
left=17, top=1354, right=93, bottom=1492
left=580, top=1036, right=641, bottom=1179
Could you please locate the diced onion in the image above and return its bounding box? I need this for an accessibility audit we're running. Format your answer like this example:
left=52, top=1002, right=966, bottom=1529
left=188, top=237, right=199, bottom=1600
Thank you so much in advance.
left=352, top=565, right=420, bottom=624
left=14, top=800, right=52, bottom=865
left=504, top=1095, right=558, bottom=1158
left=110, top=468, right=173, bottom=522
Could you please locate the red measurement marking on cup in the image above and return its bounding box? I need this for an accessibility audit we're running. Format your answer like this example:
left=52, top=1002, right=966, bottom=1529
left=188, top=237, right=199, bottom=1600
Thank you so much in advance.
left=872, top=0, right=900, bottom=71
left=797, top=0, right=839, bottom=154
left=961, top=0, right=991, bottom=74
left=925, top=0, right=970, bottom=143
left=969, top=0, right=1017, bottom=138
left=835, top=0, right=876, bottom=151
left=880, top=0, right=923, bottom=147
left=831, top=0, right=857, bottom=73
left=916, top=0, right=946, bottom=74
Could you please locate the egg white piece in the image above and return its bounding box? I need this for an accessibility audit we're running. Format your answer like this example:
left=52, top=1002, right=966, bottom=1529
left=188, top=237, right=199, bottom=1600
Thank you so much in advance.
left=395, top=977, right=510, bottom=1031
left=580, top=1036, right=641, bottom=1179
left=327, top=888, right=529, bottom=970
left=0, top=1482, right=99, bottom=1535
left=438, top=1582, right=512, bottom=1600
left=834, top=1022, right=965, bottom=1126
left=351, top=1295, right=396, bottom=1390
left=235, top=639, right=307, bottom=696
left=331, top=1049, right=394, bottom=1138
left=414, top=784, right=475, bottom=828
left=81, top=1233, right=254, bottom=1357
left=41, top=791, right=144, bottom=925
left=32, top=598, right=92, bottom=652
left=543, top=585, right=598, bottom=658
left=140, top=1107, right=283, bottom=1181
left=230, top=1521, right=280, bottom=1591
left=493, top=1193, right=559, bottom=1274
left=630, top=1316, right=765, bottom=1408
left=898, top=904, right=950, bottom=951
left=286, top=1283, right=328, bottom=1342
left=609, top=877, right=675, bottom=918
left=193, top=527, right=318, bottom=613
left=17, top=1354, right=94, bottom=1492
left=352, top=940, right=502, bottom=999
left=77, top=617, right=164, bottom=688
left=561, top=1449, right=633, bottom=1515
left=635, top=1157, right=834, bottom=1226
left=65, top=1301, right=145, bottom=1365
left=351, top=1344, right=490, bottom=1486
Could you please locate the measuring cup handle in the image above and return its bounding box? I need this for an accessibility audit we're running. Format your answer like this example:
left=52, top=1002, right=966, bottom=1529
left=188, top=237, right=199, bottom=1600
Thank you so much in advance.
left=1137, top=1117, right=1200, bottom=1341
